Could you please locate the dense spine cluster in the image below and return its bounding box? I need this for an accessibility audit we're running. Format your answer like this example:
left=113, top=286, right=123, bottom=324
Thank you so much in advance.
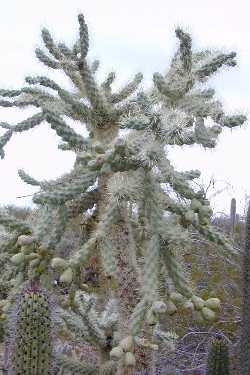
left=206, top=336, right=230, bottom=375
left=5, top=284, right=53, bottom=375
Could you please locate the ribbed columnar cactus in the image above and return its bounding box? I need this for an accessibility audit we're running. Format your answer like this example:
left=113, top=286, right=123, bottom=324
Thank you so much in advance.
left=239, top=203, right=250, bottom=375
left=230, top=198, right=236, bottom=237
left=0, top=12, right=247, bottom=375
left=206, top=336, right=230, bottom=375
left=5, top=284, right=53, bottom=375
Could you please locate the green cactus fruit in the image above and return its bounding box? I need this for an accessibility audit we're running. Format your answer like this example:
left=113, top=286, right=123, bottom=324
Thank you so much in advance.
left=191, top=295, right=205, bottom=310
left=184, top=210, right=196, bottom=224
left=36, top=260, right=47, bottom=274
left=200, top=205, right=213, bottom=218
left=206, top=336, right=230, bottom=375
left=110, top=346, right=124, bottom=360
left=103, top=150, right=113, bottom=163
left=93, top=142, right=105, bottom=154
left=100, top=162, right=112, bottom=175
left=124, top=352, right=136, bottom=367
left=6, top=283, right=53, bottom=375
left=202, top=306, right=216, bottom=321
left=29, top=258, right=41, bottom=268
left=59, top=267, right=73, bottom=284
left=11, top=252, right=26, bottom=265
left=169, top=292, right=185, bottom=304
left=182, top=300, right=195, bottom=313
left=151, top=301, right=167, bottom=314
left=17, top=235, right=35, bottom=246
left=88, top=158, right=104, bottom=171
left=166, top=300, right=178, bottom=315
left=193, top=310, right=205, bottom=324
left=191, top=199, right=202, bottom=212
left=119, top=335, right=134, bottom=352
left=51, top=257, right=68, bottom=270
left=204, top=298, right=221, bottom=311
left=199, top=216, right=209, bottom=226
left=77, top=151, right=92, bottom=163
left=21, top=245, right=34, bottom=255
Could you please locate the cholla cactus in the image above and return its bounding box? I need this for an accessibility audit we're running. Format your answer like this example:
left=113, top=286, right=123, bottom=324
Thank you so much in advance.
left=56, top=291, right=117, bottom=373
left=206, top=336, right=230, bottom=375
left=5, top=283, right=53, bottom=375
left=0, top=13, right=246, bottom=375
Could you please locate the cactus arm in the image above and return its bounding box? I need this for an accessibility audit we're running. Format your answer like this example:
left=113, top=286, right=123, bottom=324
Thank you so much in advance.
left=99, top=237, right=117, bottom=278
left=55, top=353, right=98, bottom=375
left=0, top=232, right=19, bottom=253
left=0, top=211, right=31, bottom=234
left=110, top=73, right=143, bottom=104
left=45, top=205, right=68, bottom=249
left=175, top=28, right=192, bottom=73
left=69, top=199, right=117, bottom=270
left=76, top=295, right=106, bottom=348
left=33, top=205, right=54, bottom=245
left=59, top=308, right=90, bottom=344
left=43, top=110, right=88, bottom=150
left=162, top=247, right=193, bottom=299
left=33, top=171, right=97, bottom=205
left=77, top=16, right=110, bottom=116
left=119, top=114, right=150, bottom=131
left=158, top=157, right=203, bottom=200
left=0, top=130, right=12, bottom=159
left=129, top=298, right=149, bottom=336
left=69, top=236, right=97, bottom=268
left=41, top=28, right=64, bottom=61
left=35, top=47, right=60, bottom=69
left=0, top=113, right=44, bottom=158
left=143, top=234, right=160, bottom=301
left=195, top=51, right=236, bottom=81
left=78, top=59, right=109, bottom=117
left=8, top=111, right=45, bottom=130
left=25, top=75, right=92, bottom=122
left=78, top=14, right=89, bottom=60
left=18, top=169, right=41, bottom=187
left=101, top=72, right=116, bottom=98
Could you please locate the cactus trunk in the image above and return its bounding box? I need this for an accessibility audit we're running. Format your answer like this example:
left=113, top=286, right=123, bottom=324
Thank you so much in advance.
left=109, top=215, right=144, bottom=375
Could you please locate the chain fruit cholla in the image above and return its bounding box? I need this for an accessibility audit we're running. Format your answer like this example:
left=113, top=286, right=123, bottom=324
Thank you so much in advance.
left=0, top=11, right=247, bottom=375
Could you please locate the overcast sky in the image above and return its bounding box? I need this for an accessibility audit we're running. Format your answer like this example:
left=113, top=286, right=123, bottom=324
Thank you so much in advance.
left=0, top=0, right=249, bottom=215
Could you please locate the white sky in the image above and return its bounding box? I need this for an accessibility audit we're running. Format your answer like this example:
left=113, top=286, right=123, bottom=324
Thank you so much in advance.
left=0, top=0, right=249, bottom=215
